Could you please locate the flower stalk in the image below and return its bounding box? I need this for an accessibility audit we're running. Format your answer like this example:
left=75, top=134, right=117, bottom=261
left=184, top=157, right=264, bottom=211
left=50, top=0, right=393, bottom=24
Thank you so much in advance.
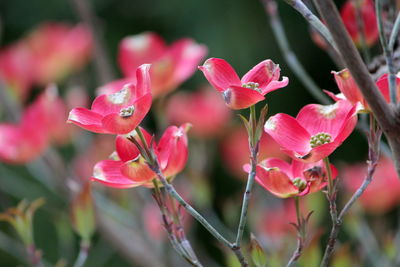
left=132, top=127, right=249, bottom=266
left=285, top=196, right=306, bottom=267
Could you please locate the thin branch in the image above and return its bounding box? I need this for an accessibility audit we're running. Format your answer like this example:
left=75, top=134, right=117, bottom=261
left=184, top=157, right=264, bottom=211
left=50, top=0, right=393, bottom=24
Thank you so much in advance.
left=147, top=156, right=248, bottom=266
left=263, top=0, right=331, bottom=104
left=286, top=238, right=303, bottom=267
left=282, top=0, right=338, bottom=52
left=319, top=115, right=381, bottom=267
left=234, top=143, right=259, bottom=245
left=69, top=0, right=115, bottom=84
left=389, top=12, right=400, bottom=51
left=376, top=0, right=397, bottom=104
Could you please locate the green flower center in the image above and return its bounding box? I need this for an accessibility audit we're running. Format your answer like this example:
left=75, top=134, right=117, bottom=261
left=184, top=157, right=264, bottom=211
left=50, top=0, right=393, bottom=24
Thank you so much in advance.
left=292, top=177, right=307, bottom=191
left=310, top=132, right=332, bottom=148
left=242, top=82, right=261, bottom=92
left=119, top=105, right=135, bottom=118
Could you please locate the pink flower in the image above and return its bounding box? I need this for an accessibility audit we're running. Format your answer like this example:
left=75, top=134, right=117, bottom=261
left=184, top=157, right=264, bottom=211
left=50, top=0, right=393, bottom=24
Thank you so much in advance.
left=118, top=32, right=207, bottom=97
left=327, top=69, right=400, bottom=111
left=67, top=64, right=152, bottom=134
left=244, top=158, right=337, bottom=198
left=166, top=87, right=232, bottom=138
left=199, top=58, right=288, bottom=109
left=221, top=126, right=289, bottom=178
left=27, top=23, right=92, bottom=85
left=341, top=0, right=378, bottom=47
left=343, top=156, right=400, bottom=214
left=264, top=100, right=357, bottom=163
left=0, top=42, right=35, bottom=100
left=91, top=124, right=190, bottom=188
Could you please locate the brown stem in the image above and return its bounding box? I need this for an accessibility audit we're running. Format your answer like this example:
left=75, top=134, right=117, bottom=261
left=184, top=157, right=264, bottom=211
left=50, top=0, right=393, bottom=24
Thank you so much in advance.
left=313, top=0, right=400, bottom=178
left=319, top=116, right=381, bottom=266
left=286, top=238, right=303, bottom=267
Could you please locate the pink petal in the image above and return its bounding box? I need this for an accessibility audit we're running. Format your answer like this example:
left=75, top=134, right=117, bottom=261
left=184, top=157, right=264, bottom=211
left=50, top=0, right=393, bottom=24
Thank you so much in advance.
left=96, top=78, right=137, bottom=96
left=118, top=32, right=166, bottom=77
left=134, top=64, right=151, bottom=98
left=67, top=108, right=105, bottom=133
left=198, top=58, right=241, bottom=92
left=157, top=125, right=179, bottom=170
left=261, top=77, right=289, bottom=95
left=332, top=69, right=364, bottom=106
left=255, top=165, right=299, bottom=198
left=262, top=158, right=292, bottom=176
left=323, top=90, right=346, bottom=102
left=92, top=160, right=143, bottom=188
left=91, top=85, right=135, bottom=115
left=101, top=94, right=152, bottom=134
left=120, top=156, right=155, bottom=182
left=296, top=100, right=357, bottom=139
left=241, top=60, right=288, bottom=94
left=284, top=142, right=339, bottom=163
left=375, top=73, right=400, bottom=103
left=163, top=127, right=189, bottom=177
left=223, top=86, right=265, bottom=110
left=264, top=113, right=311, bottom=155
left=170, top=38, right=207, bottom=86
left=115, top=127, right=153, bottom=162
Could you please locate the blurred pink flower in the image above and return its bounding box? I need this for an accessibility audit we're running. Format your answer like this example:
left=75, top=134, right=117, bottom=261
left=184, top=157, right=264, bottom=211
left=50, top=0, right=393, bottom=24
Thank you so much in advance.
left=118, top=32, right=207, bottom=97
left=265, top=100, right=357, bottom=163
left=199, top=58, right=288, bottom=109
left=343, top=156, right=400, bottom=214
left=341, top=0, right=378, bottom=47
left=220, top=126, right=289, bottom=178
left=27, top=23, right=93, bottom=85
left=0, top=86, right=69, bottom=163
left=166, top=87, right=232, bottom=138
left=0, top=42, right=35, bottom=100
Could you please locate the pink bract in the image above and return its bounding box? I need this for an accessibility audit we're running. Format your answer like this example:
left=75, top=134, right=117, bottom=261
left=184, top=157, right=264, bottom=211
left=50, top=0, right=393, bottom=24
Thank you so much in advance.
left=264, top=100, right=358, bottom=163
left=341, top=0, right=378, bottom=47
left=343, top=156, right=400, bottom=214
left=0, top=86, right=68, bottom=163
left=91, top=124, right=190, bottom=188
left=166, top=87, right=232, bottom=138
left=27, top=23, right=93, bottom=85
left=198, top=58, right=288, bottom=109
left=244, top=158, right=337, bottom=198
left=67, top=64, right=152, bottom=135
left=118, top=32, right=207, bottom=97
left=327, top=69, right=400, bottom=111
left=221, top=126, right=289, bottom=178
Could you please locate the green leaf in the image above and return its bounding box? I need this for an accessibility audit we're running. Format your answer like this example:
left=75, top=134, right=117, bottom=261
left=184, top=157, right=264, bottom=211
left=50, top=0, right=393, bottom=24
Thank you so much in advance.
left=249, top=233, right=267, bottom=267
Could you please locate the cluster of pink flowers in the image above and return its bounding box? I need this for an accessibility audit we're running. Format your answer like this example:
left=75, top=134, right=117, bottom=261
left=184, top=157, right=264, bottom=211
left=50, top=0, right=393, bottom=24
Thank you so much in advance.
left=67, top=33, right=207, bottom=188
left=0, top=23, right=92, bottom=100
left=0, top=23, right=93, bottom=163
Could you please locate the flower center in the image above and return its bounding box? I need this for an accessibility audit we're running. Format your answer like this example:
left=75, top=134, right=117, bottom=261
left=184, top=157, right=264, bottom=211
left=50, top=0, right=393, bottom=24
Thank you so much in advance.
left=242, top=82, right=261, bottom=93
left=292, top=177, right=307, bottom=191
left=108, top=86, right=130, bottom=104
left=119, top=105, right=135, bottom=118
left=310, top=132, right=332, bottom=148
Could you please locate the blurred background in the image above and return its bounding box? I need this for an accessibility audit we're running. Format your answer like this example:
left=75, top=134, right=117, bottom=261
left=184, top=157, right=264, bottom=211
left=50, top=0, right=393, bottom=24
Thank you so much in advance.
left=0, top=0, right=399, bottom=266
